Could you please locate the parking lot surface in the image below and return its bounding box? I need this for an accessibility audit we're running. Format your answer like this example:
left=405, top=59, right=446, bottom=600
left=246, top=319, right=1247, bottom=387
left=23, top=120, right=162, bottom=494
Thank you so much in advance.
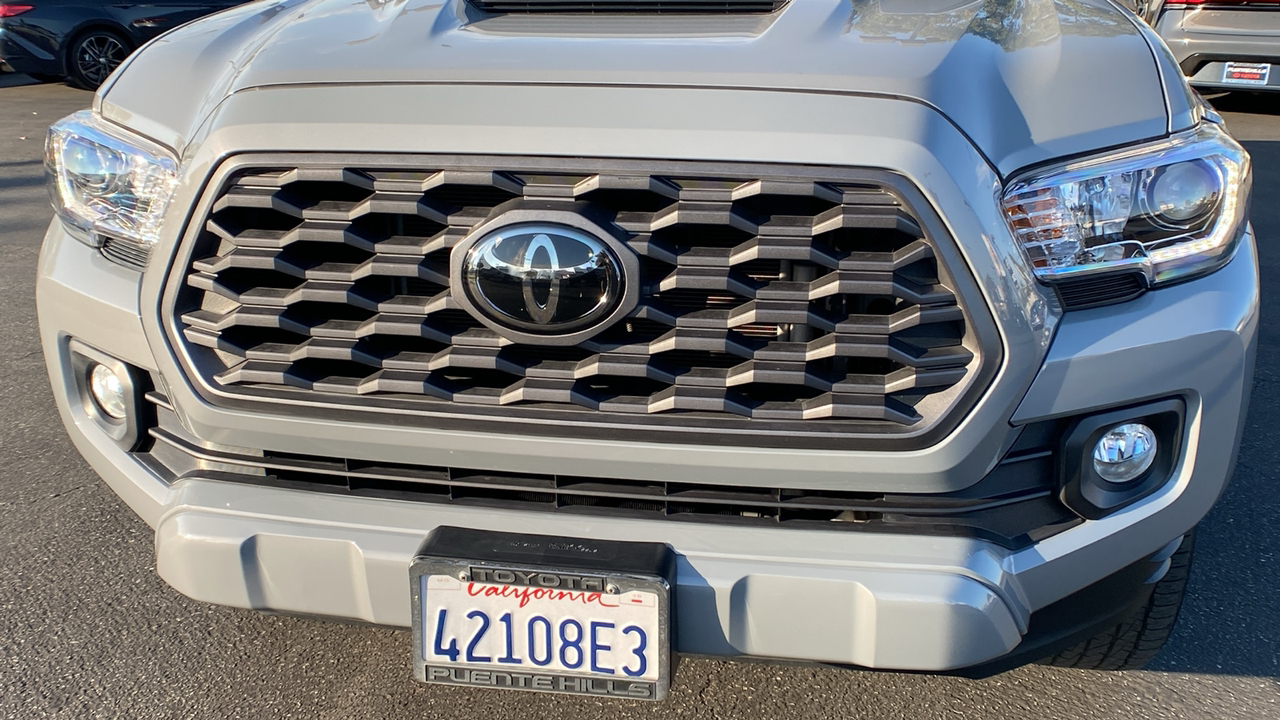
left=1, top=73, right=1278, bottom=719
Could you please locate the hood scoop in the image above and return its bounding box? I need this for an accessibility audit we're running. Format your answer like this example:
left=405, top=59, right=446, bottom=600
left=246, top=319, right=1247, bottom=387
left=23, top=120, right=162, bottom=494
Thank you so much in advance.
left=469, top=0, right=787, bottom=13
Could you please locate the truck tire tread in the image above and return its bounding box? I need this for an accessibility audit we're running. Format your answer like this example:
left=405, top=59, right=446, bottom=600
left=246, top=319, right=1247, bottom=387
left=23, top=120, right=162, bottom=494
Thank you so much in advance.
left=1044, top=529, right=1194, bottom=671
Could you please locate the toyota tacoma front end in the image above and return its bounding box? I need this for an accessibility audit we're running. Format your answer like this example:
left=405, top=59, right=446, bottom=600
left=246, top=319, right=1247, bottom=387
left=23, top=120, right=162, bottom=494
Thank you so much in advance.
left=36, top=0, right=1257, bottom=700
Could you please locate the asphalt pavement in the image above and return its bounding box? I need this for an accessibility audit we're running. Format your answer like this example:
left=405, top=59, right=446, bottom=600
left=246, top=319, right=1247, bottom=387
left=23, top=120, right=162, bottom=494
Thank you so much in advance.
left=1, top=72, right=1278, bottom=719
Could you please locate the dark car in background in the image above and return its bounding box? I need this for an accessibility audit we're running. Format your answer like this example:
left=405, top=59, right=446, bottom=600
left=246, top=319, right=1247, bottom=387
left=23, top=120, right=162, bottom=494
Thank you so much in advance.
left=1138, top=0, right=1280, bottom=92
left=0, top=0, right=245, bottom=88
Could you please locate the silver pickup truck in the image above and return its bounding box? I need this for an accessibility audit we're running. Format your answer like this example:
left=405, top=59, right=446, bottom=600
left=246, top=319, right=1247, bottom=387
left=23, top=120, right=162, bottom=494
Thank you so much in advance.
left=37, top=0, right=1256, bottom=701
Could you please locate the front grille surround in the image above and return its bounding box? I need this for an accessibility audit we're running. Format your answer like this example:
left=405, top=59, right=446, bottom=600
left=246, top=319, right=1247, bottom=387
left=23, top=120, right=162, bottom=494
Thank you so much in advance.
left=161, top=154, right=1000, bottom=451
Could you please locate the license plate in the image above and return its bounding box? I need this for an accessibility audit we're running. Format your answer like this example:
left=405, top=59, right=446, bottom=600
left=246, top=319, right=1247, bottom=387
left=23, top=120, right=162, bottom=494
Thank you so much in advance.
left=410, top=528, right=674, bottom=701
left=1223, top=62, right=1271, bottom=86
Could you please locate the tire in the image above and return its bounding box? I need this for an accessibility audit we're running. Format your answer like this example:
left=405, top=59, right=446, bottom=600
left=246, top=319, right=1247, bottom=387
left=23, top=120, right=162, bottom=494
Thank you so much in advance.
left=67, top=29, right=132, bottom=90
left=1045, top=529, right=1195, bottom=671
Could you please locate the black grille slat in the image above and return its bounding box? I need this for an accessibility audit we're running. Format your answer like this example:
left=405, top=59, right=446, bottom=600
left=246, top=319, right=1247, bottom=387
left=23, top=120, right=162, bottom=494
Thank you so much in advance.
left=140, top=392, right=1073, bottom=550
left=146, top=425, right=1043, bottom=522
left=1052, top=273, right=1148, bottom=310
left=174, top=159, right=985, bottom=448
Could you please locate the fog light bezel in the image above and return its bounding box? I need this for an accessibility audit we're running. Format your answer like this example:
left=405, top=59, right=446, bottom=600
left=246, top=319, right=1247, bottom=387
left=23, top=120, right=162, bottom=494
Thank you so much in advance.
left=67, top=338, right=147, bottom=450
left=1059, top=399, right=1185, bottom=520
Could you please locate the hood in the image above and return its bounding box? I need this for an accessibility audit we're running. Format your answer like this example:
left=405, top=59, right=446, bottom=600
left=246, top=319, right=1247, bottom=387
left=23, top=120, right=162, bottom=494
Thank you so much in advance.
left=99, top=0, right=1187, bottom=176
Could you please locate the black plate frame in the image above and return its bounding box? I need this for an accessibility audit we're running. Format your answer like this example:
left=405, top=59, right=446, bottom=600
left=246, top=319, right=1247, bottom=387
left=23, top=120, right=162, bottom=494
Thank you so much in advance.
left=410, top=527, right=675, bottom=701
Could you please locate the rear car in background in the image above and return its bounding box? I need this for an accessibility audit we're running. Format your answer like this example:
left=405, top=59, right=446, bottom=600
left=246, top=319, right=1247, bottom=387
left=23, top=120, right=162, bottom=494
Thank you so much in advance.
left=1143, top=0, right=1280, bottom=92
left=0, top=0, right=246, bottom=88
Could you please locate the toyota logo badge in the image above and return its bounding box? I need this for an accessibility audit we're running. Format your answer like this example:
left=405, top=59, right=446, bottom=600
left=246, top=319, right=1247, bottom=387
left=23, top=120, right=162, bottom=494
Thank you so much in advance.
left=452, top=217, right=639, bottom=345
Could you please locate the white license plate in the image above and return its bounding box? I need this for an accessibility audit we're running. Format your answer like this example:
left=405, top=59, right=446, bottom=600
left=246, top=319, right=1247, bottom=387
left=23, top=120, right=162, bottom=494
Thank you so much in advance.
left=412, top=567, right=669, bottom=700
left=1223, top=62, right=1271, bottom=86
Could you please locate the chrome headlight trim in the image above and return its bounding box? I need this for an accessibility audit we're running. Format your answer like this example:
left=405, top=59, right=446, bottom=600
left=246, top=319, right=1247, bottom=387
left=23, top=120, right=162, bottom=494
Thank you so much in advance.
left=45, top=109, right=179, bottom=269
left=1003, top=122, right=1251, bottom=289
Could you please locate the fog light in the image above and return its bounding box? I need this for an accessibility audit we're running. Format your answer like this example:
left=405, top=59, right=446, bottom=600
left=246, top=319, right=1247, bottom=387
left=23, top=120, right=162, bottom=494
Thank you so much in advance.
left=89, top=362, right=128, bottom=419
left=1092, top=423, right=1157, bottom=483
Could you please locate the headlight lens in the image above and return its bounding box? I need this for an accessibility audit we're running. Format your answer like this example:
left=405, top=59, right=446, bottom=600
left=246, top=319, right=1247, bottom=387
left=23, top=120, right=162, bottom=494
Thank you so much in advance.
left=45, top=110, right=179, bottom=257
left=1003, top=122, right=1250, bottom=287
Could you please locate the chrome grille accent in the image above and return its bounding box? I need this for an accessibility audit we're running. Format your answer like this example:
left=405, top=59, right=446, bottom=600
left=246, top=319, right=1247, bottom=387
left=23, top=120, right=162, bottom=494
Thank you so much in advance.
left=101, top=235, right=150, bottom=270
left=169, top=156, right=991, bottom=450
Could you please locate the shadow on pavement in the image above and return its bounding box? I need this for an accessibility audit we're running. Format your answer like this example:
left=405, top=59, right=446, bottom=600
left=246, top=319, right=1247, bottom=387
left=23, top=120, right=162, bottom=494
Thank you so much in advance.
left=0, top=71, right=41, bottom=89
left=1146, top=138, right=1279, bottom=679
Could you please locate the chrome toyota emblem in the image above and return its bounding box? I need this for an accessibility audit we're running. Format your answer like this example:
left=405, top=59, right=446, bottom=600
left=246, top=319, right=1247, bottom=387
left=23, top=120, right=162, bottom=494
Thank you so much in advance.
left=451, top=216, right=638, bottom=345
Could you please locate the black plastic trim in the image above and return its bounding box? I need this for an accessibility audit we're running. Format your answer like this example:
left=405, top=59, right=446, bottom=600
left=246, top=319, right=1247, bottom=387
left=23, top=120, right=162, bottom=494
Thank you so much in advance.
left=1059, top=398, right=1185, bottom=520
left=138, top=393, right=1076, bottom=549
left=418, top=526, right=677, bottom=583
left=66, top=338, right=151, bottom=451
left=1050, top=271, right=1149, bottom=311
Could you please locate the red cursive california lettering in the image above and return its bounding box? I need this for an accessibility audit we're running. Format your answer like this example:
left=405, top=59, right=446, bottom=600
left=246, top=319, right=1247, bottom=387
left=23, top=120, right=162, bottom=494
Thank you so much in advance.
left=466, top=583, right=619, bottom=609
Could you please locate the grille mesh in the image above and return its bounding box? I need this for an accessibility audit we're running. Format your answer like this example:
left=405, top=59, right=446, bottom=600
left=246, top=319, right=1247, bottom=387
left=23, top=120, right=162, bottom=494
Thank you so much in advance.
left=173, top=159, right=982, bottom=447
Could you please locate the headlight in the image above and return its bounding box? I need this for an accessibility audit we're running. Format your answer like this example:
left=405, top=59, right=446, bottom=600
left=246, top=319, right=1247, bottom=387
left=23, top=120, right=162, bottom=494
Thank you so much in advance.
left=45, top=110, right=179, bottom=264
left=1003, top=122, right=1250, bottom=288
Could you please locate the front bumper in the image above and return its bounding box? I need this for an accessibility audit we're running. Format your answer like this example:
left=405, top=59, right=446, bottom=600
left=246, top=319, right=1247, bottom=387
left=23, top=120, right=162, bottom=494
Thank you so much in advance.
left=1156, top=6, right=1280, bottom=91
left=37, top=209, right=1259, bottom=672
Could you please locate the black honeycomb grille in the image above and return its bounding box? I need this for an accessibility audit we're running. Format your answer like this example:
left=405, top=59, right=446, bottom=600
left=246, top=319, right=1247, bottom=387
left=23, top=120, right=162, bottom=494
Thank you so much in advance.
left=172, top=157, right=985, bottom=449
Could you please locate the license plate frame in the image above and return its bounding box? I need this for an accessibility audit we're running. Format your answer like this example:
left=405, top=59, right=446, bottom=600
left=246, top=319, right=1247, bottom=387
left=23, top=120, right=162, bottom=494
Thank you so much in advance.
left=1223, top=61, right=1271, bottom=86
left=410, top=527, right=675, bottom=701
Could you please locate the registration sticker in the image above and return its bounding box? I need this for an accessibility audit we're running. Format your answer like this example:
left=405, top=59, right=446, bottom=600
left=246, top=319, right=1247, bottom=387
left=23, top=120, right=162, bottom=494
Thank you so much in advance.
left=1223, top=62, right=1271, bottom=86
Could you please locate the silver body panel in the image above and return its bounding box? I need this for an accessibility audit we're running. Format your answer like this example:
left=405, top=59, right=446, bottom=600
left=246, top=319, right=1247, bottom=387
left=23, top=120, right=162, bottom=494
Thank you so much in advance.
left=35, top=0, right=1258, bottom=674
left=96, top=0, right=1190, bottom=176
